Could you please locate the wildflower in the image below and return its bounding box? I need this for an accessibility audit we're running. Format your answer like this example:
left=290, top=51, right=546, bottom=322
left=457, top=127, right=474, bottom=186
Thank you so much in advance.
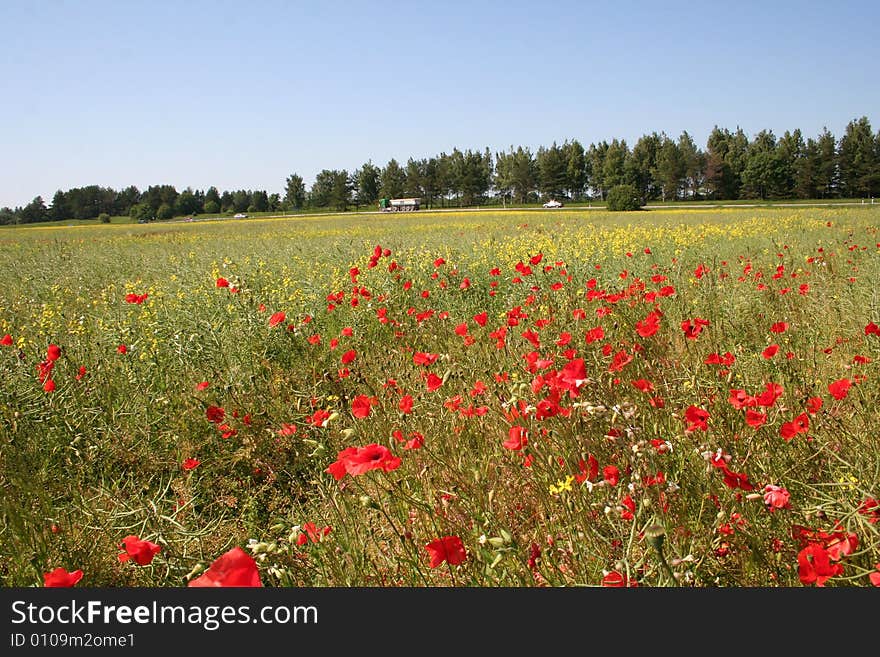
left=684, top=405, right=709, bottom=432
left=503, top=426, right=527, bottom=451
left=268, top=311, right=286, bottom=327
left=215, top=277, right=229, bottom=288
left=0, top=334, right=12, bottom=346
left=118, top=535, right=161, bottom=565
left=762, top=484, right=791, bottom=510
left=326, top=444, right=402, bottom=480
left=116, top=344, right=127, bottom=354
left=43, top=567, right=83, bottom=587
left=425, top=536, right=467, bottom=568
left=351, top=394, right=376, bottom=419
left=188, top=547, right=262, bottom=587
left=827, top=378, right=851, bottom=400
left=182, top=458, right=201, bottom=471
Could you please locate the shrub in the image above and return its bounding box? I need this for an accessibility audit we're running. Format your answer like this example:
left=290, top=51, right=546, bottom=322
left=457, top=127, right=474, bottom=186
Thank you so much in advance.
left=156, top=203, right=174, bottom=220
left=607, top=185, right=643, bottom=211
left=204, top=200, right=220, bottom=214
left=98, top=213, right=111, bottom=224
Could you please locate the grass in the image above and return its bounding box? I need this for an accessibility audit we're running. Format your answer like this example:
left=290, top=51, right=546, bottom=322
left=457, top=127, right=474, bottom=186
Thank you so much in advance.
left=1, top=206, right=878, bottom=587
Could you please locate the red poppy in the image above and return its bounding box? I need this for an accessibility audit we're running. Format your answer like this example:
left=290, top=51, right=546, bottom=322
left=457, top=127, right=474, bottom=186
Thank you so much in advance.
left=602, top=571, right=638, bottom=587
left=608, top=350, right=633, bottom=372
left=188, top=547, right=262, bottom=587
left=865, top=321, right=880, bottom=336
left=341, top=349, right=357, bottom=364
left=116, top=344, right=127, bottom=354
left=473, top=312, right=488, bottom=327
left=296, top=522, right=331, bottom=545
left=43, top=379, right=56, bottom=392
left=118, top=535, right=161, bottom=565
left=398, top=394, right=413, bottom=414
left=870, top=565, right=880, bottom=587
left=603, top=465, right=620, bottom=486
left=326, top=444, right=402, bottom=480
left=268, top=311, right=286, bottom=327
left=195, top=381, right=210, bottom=391
left=351, top=394, right=376, bottom=419
left=684, top=405, right=709, bottom=432
left=125, top=293, right=148, bottom=304
left=681, top=318, right=710, bottom=340
left=770, top=322, right=789, bottom=333
left=425, top=535, right=467, bottom=568
left=828, top=378, right=851, bottom=400
left=745, top=410, right=767, bottom=429
left=182, top=458, right=201, bottom=471
left=75, top=365, right=87, bottom=380
left=216, top=277, right=229, bottom=288
left=755, top=382, right=783, bottom=407
left=806, top=396, right=823, bottom=414
left=0, top=334, right=12, bottom=346
left=47, top=344, right=61, bottom=361
left=762, top=484, right=791, bottom=510
left=43, top=567, right=83, bottom=587
left=780, top=413, right=809, bottom=441
left=635, top=311, right=661, bottom=338
left=761, top=344, right=779, bottom=359
left=413, top=351, right=439, bottom=366
left=503, top=426, right=528, bottom=451
left=206, top=406, right=225, bottom=423
left=425, top=372, right=444, bottom=392
left=797, top=544, right=843, bottom=586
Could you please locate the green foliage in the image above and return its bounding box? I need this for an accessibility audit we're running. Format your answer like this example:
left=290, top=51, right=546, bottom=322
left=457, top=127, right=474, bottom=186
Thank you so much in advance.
left=156, top=203, right=174, bottom=220
left=606, top=184, right=643, bottom=211
left=98, top=212, right=111, bottom=224
left=203, top=200, right=220, bottom=214
left=129, top=202, right=153, bottom=223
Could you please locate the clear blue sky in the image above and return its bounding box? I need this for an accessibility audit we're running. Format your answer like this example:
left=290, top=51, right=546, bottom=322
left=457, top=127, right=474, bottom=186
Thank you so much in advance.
left=1, top=0, right=878, bottom=208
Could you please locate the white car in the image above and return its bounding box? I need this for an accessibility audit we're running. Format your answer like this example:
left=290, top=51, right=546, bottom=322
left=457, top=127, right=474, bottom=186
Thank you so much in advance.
left=233, top=213, right=248, bottom=219
left=542, top=200, right=563, bottom=208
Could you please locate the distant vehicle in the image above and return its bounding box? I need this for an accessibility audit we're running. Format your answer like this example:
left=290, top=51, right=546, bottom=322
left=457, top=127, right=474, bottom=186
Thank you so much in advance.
left=379, top=197, right=420, bottom=212
left=234, top=213, right=248, bottom=219
left=543, top=199, right=564, bottom=208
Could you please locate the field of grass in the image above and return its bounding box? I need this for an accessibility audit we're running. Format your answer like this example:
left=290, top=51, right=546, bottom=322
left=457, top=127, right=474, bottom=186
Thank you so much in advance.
left=1, top=206, right=878, bottom=587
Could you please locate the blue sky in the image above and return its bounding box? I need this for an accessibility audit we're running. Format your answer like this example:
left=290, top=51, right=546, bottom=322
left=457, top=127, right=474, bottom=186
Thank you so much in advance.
left=1, top=0, right=878, bottom=208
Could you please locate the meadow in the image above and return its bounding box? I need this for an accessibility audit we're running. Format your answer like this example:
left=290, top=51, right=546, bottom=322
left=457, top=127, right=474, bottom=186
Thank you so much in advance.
left=1, top=206, right=878, bottom=587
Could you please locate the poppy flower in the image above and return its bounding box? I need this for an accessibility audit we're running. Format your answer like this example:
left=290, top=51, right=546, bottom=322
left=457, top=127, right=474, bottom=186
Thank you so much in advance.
left=296, top=522, right=331, bottom=545
left=268, top=311, right=286, bottom=327
left=47, top=344, right=61, bottom=361
left=684, top=405, right=709, bottom=432
left=762, top=484, right=791, bottom=510
left=399, top=394, right=413, bottom=414
left=182, top=458, right=201, bottom=471
left=865, top=321, right=880, bottom=336
left=205, top=406, right=225, bottom=423
left=117, top=344, right=127, bottom=354
left=43, top=567, right=83, bottom=587
left=780, top=413, right=809, bottom=441
left=188, top=547, right=262, bottom=587
left=326, top=444, right=402, bottom=480
left=770, top=322, right=789, bottom=333
left=341, top=349, right=357, bottom=364
left=424, top=535, right=467, bottom=568
left=413, top=351, right=439, bottom=366
left=828, top=378, right=851, bottom=400
left=351, top=394, right=376, bottom=419
left=798, top=544, right=843, bottom=586
left=806, top=396, right=823, bottom=414
left=0, top=334, right=12, bottom=346
left=118, top=535, right=161, bottom=565
left=425, top=372, right=444, bottom=392
left=602, top=571, right=637, bottom=587
left=762, top=344, right=779, bottom=359
left=215, top=277, right=229, bottom=288
left=473, top=312, right=488, bottom=327
left=125, top=293, right=148, bottom=304
left=503, top=426, right=527, bottom=451
left=43, top=379, right=56, bottom=392
left=195, top=381, right=210, bottom=391
left=745, top=410, right=767, bottom=429
left=603, top=465, right=620, bottom=486
left=871, top=565, right=880, bottom=587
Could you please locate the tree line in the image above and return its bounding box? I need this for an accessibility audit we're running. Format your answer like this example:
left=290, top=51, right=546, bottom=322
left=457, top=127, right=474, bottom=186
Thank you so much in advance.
left=2, top=116, right=878, bottom=225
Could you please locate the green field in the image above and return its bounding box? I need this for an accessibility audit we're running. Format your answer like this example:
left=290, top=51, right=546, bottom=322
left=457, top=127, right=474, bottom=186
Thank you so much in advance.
left=1, top=206, right=879, bottom=587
